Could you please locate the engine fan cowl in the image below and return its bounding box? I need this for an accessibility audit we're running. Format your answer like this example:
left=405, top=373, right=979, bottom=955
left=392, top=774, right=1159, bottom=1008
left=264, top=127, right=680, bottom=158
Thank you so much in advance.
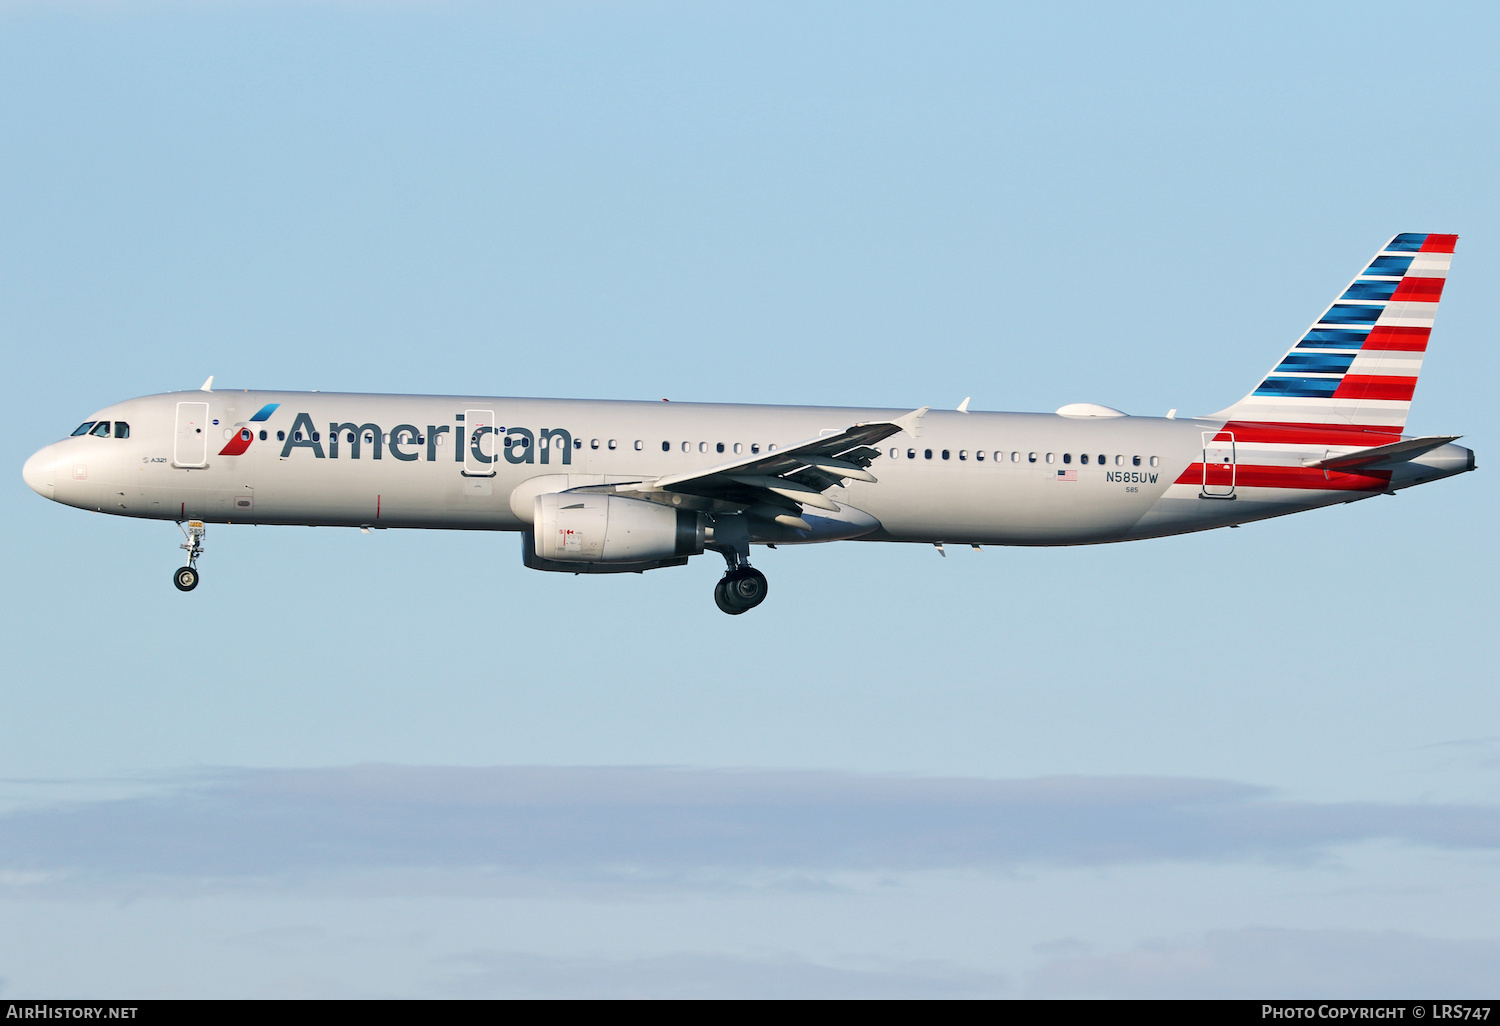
left=533, top=493, right=705, bottom=563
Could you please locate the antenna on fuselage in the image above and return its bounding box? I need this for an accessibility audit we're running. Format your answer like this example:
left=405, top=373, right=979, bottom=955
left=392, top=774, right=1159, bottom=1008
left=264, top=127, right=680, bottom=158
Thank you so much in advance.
left=200, top=376, right=214, bottom=392
left=957, top=397, right=971, bottom=413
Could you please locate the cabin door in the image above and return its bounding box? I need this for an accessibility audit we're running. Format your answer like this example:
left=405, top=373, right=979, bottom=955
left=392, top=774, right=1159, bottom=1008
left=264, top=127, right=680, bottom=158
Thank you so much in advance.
left=173, top=402, right=210, bottom=468
left=1201, top=431, right=1236, bottom=498
left=463, top=409, right=498, bottom=477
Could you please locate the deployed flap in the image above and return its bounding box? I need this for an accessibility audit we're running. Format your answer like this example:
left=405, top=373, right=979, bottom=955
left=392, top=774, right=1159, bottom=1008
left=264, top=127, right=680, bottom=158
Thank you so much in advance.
left=620, top=409, right=927, bottom=514
left=1303, top=435, right=1460, bottom=470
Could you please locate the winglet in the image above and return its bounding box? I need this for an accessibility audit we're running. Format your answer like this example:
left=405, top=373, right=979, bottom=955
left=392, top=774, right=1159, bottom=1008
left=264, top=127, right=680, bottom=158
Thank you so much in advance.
left=891, top=406, right=929, bottom=438
left=957, top=397, right=971, bottom=413
left=200, top=376, right=214, bottom=392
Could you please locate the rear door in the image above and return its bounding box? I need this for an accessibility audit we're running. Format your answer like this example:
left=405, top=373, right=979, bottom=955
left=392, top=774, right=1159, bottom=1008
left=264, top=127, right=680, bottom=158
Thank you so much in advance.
left=1201, top=431, right=1236, bottom=497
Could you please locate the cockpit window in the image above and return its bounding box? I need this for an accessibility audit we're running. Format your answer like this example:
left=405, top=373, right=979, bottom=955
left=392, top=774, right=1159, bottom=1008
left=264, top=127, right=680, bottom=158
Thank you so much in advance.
left=114, top=422, right=130, bottom=439
left=90, top=421, right=111, bottom=437
left=71, top=422, right=95, bottom=436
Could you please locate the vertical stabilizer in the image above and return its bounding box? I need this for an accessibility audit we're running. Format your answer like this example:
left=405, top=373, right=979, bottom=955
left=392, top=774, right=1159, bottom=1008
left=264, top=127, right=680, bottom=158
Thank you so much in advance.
left=1210, top=233, right=1457, bottom=432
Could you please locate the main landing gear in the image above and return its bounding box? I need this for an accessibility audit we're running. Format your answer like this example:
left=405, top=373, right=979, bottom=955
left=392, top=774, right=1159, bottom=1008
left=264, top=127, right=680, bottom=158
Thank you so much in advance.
left=707, top=514, right=767, bottom=615
left=173, top=520, right=205, bottom=592
left=714, top=559, right=768, bottom=615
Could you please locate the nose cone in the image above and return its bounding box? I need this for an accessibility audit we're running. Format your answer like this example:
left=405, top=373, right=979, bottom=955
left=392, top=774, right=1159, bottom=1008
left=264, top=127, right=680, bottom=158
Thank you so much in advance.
left=22, top=445, right=58, bottom=498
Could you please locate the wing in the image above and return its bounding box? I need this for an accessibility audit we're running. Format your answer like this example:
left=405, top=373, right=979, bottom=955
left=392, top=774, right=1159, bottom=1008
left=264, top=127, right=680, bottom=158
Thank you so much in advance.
left=610, top=407, right=928, bottom=529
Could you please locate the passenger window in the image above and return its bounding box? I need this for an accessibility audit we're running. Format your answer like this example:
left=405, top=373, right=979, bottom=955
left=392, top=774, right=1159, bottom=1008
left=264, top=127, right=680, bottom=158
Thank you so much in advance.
left=71, top=422, right=95, bottom=436
left=608, top=439, right=617, bottom=450
left=768, top=444, right=777, bottom=451
left=959, top=450, right=968, bottom=460
left=1079, top=453, right=1088, bottom=464
left=907, top=449, right=916, bottom=459
left=1028, top=452, right=1037, bottom=463
left=1045, top=453, right=1055, bottom=464
left=1132, top=455, right=1141, bottom=466
left=278, top=430, right=286, bottom=441
left=976, top=451, right=984, bottom=461
left=681, top=442, right=690, bottom=452
left=941, top=450, right=950, bottom=460
left=634, top=440, right=642, bottom=451
left=717, top=443, right=725, bottom=453
left=591, top=439, right=599, bottom=449
left=91, top=422, right=111, bottom=437
left=575, top=438, right=583, bottom=448
left=313, top=432, right=320, bottom=442
left=751, top=444, right=760, bottom=454
left=889, top=447, right=898, bottom=458
left=1115, top=455, right=1123, bottom=466
left=1150, top=456, right=1160, bottom=467
left=661, top=441, right=670, bottom=452
left=294, top=431, right=303, bottom=441
left=240, top=428, right=252, bottom=441
left=734, top=443, right=742, bottom=454
left=1010, top=452, right=1019, bottom=462
left=258, top=430, right=267, bottom=441
left=114, top=422, right=130, bottom=439
left=924, top=449, right=933, bottom=459
left=1063, top=453, right=1072, bottom=464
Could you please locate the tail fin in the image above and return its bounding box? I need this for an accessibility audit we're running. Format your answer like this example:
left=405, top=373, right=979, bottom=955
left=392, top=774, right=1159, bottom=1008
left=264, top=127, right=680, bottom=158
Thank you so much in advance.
left=1210, top=233, right=1457, bottom=432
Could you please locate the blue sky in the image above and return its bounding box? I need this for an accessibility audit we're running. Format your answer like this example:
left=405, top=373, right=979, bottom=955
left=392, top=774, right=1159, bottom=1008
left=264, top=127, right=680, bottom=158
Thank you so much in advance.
left=2, top=0, right=1497, bottom=998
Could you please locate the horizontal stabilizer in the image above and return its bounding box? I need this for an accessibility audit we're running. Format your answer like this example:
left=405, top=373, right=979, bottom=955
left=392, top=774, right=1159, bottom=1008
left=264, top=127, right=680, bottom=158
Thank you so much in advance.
left=1302, top=435, right=1459, bottom=470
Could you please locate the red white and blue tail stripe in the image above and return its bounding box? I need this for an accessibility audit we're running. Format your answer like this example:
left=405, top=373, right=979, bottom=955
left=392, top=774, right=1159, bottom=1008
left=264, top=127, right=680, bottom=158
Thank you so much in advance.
left=1210, top=233, right=1456, bottom=431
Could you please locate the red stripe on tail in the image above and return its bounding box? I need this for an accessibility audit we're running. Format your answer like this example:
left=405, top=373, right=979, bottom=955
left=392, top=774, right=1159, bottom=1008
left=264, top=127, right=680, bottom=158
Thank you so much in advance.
left=1363, top=326, right=1430, bottom=352
left=1332, top=376, right=1417, bottom=402
left=1220, top=422, right=1404, bottom=446
left=1389, top=277, right=1445, bottom=301
left=1174, top=463, right=1391, bottom=492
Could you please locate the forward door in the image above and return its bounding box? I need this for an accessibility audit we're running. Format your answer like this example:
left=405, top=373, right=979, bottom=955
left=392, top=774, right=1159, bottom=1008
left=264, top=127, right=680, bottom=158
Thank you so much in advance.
left=173, top=402, right=210, bottom=468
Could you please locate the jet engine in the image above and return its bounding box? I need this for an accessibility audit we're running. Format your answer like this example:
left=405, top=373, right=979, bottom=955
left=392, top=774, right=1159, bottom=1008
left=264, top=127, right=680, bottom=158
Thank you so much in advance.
left=525, top=493, right=705, bottom=573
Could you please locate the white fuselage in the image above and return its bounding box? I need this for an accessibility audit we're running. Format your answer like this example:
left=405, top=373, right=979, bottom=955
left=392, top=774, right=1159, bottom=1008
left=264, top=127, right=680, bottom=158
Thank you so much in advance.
left=22, top=390, right=1474, bottom=548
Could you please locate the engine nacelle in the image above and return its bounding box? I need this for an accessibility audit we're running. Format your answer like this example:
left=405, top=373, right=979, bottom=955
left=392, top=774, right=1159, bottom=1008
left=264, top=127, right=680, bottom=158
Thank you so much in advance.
left=532, top=493, right=705, bottom=566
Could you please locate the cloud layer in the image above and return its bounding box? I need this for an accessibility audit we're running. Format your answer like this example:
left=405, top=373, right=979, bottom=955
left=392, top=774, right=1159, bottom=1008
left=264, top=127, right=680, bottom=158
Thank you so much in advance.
left=1030, top=927, right=1500, bottom=999
left=2, top=765, right=1498, bottom=887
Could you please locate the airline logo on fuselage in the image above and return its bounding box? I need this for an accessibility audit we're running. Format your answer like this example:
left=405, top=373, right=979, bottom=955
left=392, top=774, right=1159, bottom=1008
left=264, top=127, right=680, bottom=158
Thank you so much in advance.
left=224, top=411, right=574, bottom=465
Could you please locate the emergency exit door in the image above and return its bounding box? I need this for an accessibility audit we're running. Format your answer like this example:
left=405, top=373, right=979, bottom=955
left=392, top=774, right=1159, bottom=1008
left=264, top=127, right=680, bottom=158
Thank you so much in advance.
left=463, top=409, right=497, bottom=477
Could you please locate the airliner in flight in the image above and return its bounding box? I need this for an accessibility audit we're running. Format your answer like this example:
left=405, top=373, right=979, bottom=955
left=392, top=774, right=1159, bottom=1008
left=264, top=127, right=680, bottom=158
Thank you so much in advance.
left=22, top=233, right=1475, bottom=613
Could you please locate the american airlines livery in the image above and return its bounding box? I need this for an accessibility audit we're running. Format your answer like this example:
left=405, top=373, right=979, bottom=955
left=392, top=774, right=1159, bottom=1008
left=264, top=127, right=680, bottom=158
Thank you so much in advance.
left=22, top=234, right=1476, bottom=614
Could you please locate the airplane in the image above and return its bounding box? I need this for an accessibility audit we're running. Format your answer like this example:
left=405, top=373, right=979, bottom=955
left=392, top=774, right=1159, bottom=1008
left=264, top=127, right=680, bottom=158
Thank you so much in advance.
left=21, top=233, right=1476, bottom=614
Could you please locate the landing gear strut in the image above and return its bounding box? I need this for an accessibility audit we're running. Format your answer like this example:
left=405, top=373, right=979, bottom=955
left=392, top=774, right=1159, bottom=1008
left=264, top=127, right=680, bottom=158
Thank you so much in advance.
left=174, top=520, right=205, bottom=592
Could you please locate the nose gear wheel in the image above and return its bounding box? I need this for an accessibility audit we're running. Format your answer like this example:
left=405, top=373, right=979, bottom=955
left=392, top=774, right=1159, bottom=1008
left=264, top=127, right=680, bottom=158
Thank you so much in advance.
left=173, top=520, right=206, bottom=592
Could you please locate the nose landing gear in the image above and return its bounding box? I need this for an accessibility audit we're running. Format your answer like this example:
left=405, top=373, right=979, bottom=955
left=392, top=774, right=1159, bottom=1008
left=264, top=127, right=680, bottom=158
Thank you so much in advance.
left=173, top=520, right=206, bottom=592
